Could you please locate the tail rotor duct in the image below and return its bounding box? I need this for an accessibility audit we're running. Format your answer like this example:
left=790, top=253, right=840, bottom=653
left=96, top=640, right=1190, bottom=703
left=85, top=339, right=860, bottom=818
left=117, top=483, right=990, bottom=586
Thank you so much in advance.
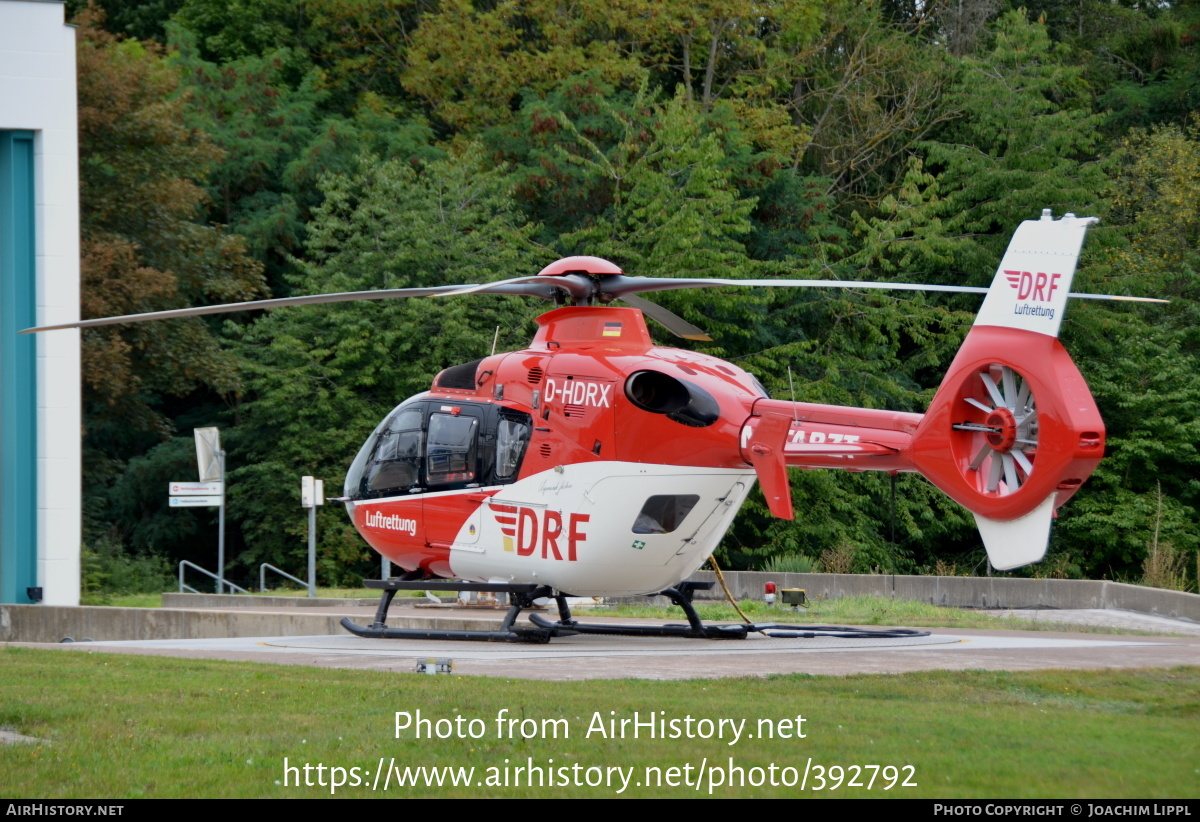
left=953, top=364, right=1038, bottom=496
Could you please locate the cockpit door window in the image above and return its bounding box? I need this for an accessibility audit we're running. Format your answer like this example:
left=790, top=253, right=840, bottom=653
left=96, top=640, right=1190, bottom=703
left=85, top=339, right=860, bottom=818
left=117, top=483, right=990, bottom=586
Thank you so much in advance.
left=426, top=413, right=479, bottom=486
left=495, top=416, right=531, bottom=480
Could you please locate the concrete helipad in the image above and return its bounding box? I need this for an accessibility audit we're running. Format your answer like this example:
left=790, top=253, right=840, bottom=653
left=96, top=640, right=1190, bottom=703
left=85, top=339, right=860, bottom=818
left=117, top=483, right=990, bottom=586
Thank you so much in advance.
left=23, top=617, right=1200, bottom=680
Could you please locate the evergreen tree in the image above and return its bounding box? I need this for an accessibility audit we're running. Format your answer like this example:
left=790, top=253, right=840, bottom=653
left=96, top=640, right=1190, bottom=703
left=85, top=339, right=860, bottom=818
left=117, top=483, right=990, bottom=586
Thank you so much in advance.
left=75, top=7, right=265, bottom=483
left=227, top=145, right=546, bottom=582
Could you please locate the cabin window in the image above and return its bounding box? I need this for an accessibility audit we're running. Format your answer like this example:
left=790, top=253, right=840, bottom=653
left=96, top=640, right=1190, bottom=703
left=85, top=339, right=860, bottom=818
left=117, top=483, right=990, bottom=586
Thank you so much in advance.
left=495, top=416, right=531, bottom=480
left=426, top=413, right=479, bottom=485
left=632, top=495, right=700, bottom=534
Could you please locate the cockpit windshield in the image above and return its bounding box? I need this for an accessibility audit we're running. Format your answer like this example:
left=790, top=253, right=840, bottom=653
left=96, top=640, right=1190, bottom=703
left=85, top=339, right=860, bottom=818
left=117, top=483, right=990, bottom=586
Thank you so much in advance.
left=343, top=399, right=532, bottom=500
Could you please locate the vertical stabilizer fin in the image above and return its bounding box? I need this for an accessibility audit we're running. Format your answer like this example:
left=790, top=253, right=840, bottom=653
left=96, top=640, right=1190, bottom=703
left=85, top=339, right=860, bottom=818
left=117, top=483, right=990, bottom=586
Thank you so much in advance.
left=974, top=493, right=1057, bottom=570
left=973, top=210, right=1098, bottom=338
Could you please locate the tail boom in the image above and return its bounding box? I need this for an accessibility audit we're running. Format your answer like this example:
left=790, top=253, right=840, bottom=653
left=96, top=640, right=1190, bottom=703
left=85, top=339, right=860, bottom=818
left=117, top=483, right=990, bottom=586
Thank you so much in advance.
left=740, top=399, right=924, bottom=520
left=745, top=398, right=922, bottom=473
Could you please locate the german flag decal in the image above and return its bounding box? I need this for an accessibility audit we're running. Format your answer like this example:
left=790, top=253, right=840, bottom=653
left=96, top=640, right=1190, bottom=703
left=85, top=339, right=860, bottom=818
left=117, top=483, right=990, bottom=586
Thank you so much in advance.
left=602, top=321, right=623, bottom=337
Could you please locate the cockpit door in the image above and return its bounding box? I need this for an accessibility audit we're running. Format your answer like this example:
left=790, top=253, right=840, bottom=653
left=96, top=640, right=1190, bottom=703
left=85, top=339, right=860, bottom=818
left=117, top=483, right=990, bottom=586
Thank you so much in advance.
left=423, top=406, right=486, bottom=552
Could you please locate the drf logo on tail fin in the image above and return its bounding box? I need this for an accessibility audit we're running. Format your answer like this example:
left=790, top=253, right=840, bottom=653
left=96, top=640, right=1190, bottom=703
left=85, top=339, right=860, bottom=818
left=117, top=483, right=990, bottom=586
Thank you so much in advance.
left=1006, top=270, right=1062, bottom=303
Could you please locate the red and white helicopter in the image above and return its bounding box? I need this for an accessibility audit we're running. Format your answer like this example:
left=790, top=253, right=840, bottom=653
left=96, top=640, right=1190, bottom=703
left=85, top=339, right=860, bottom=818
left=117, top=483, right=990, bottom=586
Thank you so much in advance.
left=28, top=210, right=1160, bottom=641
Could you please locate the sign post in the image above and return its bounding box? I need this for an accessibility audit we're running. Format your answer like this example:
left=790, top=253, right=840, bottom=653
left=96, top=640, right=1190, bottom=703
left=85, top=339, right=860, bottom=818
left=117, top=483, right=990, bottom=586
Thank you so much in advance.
left=301, top=476, right=324, bottom=598
left=193, top=427, right=225, bottom=594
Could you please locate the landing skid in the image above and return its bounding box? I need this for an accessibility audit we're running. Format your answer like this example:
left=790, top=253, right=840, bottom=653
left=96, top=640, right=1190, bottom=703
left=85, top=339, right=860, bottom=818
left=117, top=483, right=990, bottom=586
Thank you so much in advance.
left=339, top=576, right=558, bottom=643
left=340, top=576, right=930, bottom=643
left=527, top=584, right=756, bottom=639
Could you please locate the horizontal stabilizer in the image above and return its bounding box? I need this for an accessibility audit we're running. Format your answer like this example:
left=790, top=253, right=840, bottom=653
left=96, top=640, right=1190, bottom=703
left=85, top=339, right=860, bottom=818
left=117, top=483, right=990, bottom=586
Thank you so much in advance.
left=974, top=493, right=1057, bottom=570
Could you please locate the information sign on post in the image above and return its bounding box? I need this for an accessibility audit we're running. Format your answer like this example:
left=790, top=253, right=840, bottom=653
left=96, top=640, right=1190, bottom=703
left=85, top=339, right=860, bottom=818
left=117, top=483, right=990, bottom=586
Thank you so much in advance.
left=301, top=476, right=324, bottom=508
left=169, top=496, right=222, bottom=508
left=168, top=482, right=223, bottom=496
left=194, top=428, right=222, bottom=483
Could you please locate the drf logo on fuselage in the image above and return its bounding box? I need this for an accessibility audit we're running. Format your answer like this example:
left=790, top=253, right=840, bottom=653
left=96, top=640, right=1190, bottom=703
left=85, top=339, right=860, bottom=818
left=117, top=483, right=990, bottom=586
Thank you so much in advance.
left=1005, top=270, right=1062, bottom=303
left=543, top=378, right=612, bottom=409
left=491, top=504, right=589, bottom=561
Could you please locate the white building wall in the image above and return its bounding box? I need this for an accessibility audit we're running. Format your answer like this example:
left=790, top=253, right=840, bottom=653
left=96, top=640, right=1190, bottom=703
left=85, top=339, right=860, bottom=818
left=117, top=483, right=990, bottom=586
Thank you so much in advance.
left=0, top=0, right=81, bottom=606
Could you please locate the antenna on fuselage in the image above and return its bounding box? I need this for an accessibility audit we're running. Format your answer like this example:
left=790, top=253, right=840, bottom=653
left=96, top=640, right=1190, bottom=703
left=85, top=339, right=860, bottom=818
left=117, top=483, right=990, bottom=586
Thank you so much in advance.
left=787, top=366, right=799, bottom=424
left=491, top=326, right=500, bottom=356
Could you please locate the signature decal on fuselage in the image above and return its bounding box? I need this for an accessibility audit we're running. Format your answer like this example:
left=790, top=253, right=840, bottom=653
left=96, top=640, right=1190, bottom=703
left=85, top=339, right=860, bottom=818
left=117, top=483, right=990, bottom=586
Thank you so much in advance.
left=538, top=478, right=575, bottom=495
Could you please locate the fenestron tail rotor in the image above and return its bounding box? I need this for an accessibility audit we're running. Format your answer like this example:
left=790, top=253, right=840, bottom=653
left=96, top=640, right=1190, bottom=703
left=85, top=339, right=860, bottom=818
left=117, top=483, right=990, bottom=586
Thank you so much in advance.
left=953, top=364, right=1038, bottom=496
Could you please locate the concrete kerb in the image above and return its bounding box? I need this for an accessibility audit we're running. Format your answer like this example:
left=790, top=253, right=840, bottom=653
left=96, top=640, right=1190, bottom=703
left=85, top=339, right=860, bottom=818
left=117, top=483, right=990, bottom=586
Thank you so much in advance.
left=0, top=604, right=347, bottom=643
left=686, top=571, right=1199, bottom=622
left=0, top=603, right=500, bottom=644
left=1101, top=580, right=1200, bottom=621
left=163, top=578, right=1200, bottom=622
left=2, top=573, right=1196, bottom=644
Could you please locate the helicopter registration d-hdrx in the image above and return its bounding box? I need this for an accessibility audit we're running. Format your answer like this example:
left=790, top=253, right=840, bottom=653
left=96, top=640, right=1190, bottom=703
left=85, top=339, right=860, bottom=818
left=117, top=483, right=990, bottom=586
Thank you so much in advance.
left=26, top=211, right=1160, bottom=641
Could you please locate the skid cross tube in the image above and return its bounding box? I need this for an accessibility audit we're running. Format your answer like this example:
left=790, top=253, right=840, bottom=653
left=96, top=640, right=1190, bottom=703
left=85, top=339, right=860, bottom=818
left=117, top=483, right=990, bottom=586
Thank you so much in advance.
left=528, top=587, right=753, bottom=639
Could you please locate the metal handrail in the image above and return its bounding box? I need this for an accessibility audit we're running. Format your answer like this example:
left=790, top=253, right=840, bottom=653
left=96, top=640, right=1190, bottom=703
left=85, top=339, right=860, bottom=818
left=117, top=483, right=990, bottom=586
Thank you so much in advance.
left=178, top=560, right=249, bottom=595
left=259, top=563, right=310, bottom=595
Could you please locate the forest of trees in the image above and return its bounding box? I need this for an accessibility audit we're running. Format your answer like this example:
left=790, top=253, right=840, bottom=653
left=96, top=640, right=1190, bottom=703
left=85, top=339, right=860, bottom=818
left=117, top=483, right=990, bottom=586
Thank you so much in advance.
left=72, top=0, right=1200, bottom=592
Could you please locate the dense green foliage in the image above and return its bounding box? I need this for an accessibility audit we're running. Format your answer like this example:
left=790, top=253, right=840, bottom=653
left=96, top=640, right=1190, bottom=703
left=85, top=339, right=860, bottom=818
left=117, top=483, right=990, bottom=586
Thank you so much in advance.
left=76, top=0, right=1200, bottom=591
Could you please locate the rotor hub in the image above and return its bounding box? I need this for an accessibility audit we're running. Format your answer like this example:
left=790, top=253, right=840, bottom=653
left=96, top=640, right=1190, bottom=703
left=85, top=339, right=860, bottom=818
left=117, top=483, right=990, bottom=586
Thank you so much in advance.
left=985, top=408, right=1018, bottom=452
left=949, top=363, right=1039, bottom=497
left=537, top=256, right=623, bottom=278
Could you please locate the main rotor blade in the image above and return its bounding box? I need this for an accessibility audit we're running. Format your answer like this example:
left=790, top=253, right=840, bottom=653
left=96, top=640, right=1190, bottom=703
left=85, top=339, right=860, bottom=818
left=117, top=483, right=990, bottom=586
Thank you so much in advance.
left=20, top=282, right=561, bottom=334
left=435, top=275, right=595, bottom=302
left=600, top=276, right=1169, bottom=303
left=618, top=294, right=712, bottom=341
left=604, top=275, right=990, bottom=298
left=23, top=266, right=1166, bottom=336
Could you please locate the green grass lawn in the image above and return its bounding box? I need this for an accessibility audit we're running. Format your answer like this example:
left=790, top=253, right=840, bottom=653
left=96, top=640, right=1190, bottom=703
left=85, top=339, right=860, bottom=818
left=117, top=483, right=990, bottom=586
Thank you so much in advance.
left=0, top=648, right=1196, bottom=799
